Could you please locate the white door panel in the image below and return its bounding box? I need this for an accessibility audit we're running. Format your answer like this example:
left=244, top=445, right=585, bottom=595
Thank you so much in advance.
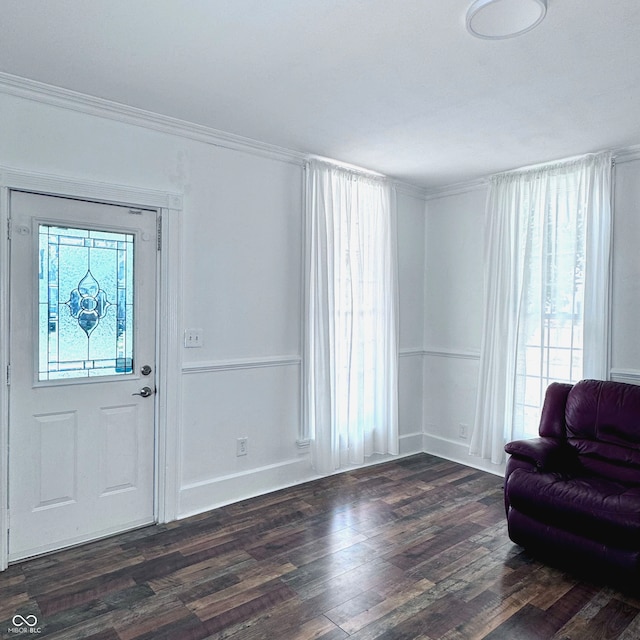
left=8, top=191, right=157, bottom=561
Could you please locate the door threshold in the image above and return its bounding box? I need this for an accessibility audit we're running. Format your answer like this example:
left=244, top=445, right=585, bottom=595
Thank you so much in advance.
left=8, top=519, right=157, bottom=565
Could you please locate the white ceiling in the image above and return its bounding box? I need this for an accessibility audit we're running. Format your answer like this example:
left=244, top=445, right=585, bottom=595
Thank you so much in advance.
left=1, top=0, right=639, bottom=189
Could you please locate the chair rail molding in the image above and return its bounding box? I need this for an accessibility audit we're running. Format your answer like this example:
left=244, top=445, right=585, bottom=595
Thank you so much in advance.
left=423, top=348, right=481, bottom=361
left=399, top=348, right=426, bottom=358
left=182, top=355, right=302, bottom=374
left=610, top=369, right=640, bottom=385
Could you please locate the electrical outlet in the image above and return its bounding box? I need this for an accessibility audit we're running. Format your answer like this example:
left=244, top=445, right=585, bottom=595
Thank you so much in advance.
left=459, top=423, right=468, bottom=439
left=236, top=437, right=248, bottom=457
left=184, top=328, right=203, bottom=348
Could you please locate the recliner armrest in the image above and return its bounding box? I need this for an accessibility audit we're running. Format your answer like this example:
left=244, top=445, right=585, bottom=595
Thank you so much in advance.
left=505, top=437, right=573, bottom=471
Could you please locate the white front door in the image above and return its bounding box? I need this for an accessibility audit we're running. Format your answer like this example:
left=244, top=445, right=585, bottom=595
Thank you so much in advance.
left=8, top=191, right=157, bottom=561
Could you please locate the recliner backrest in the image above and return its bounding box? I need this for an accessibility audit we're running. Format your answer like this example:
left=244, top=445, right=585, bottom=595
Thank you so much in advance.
left=564, top=379, right=640, bottom=483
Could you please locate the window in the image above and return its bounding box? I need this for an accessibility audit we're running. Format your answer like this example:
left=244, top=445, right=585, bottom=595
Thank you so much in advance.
left=471, top=153, right=612, bottom=462
left=39, top=224, right=134, bottom=380
left=515, top=186, right=587, bottom=436
left=305, top=161, right=398, bottom=473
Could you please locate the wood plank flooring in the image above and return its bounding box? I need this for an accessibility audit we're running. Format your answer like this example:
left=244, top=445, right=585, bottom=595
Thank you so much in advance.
left=2, top=453, right=640, bottom=639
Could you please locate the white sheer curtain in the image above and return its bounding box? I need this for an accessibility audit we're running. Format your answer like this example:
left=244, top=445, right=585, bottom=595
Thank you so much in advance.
left=471, top=153, right=612, bottom=464
left=305, top=160, right=399, bottom=474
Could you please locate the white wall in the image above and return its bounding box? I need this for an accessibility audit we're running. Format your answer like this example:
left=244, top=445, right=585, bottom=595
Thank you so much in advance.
left=397, top=188, right=426, bottom=455
left=0, top=87, right=427, bottom=520
left=422, top=185, right=496, bottom=473
left=177, top=148, right=307, bottom=514
left=610, top=156, right=640, bottom=384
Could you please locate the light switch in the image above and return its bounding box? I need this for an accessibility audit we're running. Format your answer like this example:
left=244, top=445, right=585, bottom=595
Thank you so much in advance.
left=184, top=328, right=203, bottom=348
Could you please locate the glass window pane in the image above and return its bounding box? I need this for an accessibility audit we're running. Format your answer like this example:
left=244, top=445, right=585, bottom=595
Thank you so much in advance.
left=38, top=224, right=134, bottom=380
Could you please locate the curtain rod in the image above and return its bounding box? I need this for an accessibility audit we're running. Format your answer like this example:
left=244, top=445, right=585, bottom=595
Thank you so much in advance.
left=305, top=156, right=387, bottom=179
left=491, top=150, right=613, bottom=181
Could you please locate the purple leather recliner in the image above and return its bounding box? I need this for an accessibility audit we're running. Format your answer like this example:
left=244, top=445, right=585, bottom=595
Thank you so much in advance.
left=504, top=379, right=640, bottom=576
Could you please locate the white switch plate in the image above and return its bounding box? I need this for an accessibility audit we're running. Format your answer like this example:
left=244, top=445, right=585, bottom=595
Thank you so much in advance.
left=184, top=328, right=203, bottom=348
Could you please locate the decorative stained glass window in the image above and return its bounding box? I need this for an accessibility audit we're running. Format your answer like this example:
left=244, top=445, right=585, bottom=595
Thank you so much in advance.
left=38, top=224, right=134, bottom=380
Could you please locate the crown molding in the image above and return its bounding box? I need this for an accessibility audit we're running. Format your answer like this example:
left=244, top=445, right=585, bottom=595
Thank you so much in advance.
left=422, top=144, right=640, bottom=201
left=393, top=181, right=428, bottom=199
left=613, top=144, right=640, bottom=164
left=0, top=72, right=433, bottom=196
left=423, top=177, right=489, bottom=201
left=4, top=72, right=640, bottom=195
left=0, top=72, right=306, bottom=166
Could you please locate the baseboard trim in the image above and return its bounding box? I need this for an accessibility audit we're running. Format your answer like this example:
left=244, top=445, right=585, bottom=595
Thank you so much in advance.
left=178, top=457, right=316, bottom=518
left=422, top=433, right=505, bottom=478
left=399, top=431, right=424, bottom=455
left=179, top=435, right=424, bottom=519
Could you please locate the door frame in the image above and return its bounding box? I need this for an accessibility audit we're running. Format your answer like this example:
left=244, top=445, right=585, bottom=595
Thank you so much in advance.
left=0, top=167, right=183, bottom=570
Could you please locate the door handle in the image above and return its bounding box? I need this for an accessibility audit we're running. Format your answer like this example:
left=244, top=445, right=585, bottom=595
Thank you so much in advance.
left=132, top=386, right=154, bottom=398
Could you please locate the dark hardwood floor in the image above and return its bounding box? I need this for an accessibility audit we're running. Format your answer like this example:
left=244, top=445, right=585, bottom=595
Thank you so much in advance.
left=2, top=453, right=640, bottom=639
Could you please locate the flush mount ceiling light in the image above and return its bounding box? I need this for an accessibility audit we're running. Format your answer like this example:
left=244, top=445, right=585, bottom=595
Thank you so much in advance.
left=466, top=0, right=547, bottom=39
